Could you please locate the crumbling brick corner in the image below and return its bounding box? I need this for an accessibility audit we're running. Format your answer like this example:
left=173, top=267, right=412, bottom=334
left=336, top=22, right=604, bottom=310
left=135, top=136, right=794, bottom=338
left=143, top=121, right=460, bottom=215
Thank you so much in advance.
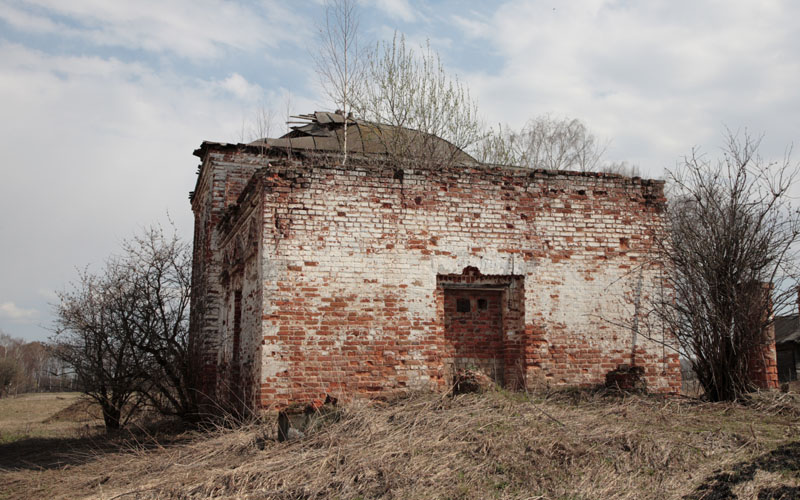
left=748, top=326, right=780, bottom=390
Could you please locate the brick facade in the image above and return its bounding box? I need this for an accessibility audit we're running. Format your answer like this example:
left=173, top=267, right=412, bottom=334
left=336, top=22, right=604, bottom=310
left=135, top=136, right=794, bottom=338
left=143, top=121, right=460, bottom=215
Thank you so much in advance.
left=190, top=143, right=681, bottom=411
left=748, top=333, right=779, bottom=390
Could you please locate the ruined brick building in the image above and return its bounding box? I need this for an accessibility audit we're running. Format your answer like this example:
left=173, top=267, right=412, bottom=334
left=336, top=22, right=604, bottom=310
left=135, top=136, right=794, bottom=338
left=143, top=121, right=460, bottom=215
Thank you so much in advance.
left=189, top=112, right=681, bottom=411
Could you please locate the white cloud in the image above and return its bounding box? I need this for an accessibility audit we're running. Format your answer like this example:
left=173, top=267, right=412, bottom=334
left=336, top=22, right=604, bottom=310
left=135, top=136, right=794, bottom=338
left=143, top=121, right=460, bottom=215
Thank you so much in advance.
left=0, top=41, right=295, bottom=338
left=219, top=73, right=263, bottom=101
left=0, top=302, right=38, bottom=322
left=453, top=0, right=800, bottom=176
left=370, top=0, right=416, bottom=22
left=0, top=2, right=72, bottom=34
left=0, top=0, right=309, bottom=60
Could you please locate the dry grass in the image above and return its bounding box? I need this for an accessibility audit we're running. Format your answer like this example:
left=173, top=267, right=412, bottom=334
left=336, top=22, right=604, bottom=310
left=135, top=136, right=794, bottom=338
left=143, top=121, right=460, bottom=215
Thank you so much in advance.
left=3, top=389, right=800, bottom=499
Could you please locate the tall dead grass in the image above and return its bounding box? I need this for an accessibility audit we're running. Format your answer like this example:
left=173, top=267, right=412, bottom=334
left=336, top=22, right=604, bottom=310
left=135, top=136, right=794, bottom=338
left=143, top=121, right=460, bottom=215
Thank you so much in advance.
left=2, top=388, right=799, bottom=499
left=52, top=389, right=793, bottom=500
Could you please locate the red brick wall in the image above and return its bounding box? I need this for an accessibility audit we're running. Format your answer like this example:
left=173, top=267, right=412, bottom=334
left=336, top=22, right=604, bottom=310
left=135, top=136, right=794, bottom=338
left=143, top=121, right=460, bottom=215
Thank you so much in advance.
left=200, top=148, right=682, bottom=409
left=747, top=323, right=779, bottom=390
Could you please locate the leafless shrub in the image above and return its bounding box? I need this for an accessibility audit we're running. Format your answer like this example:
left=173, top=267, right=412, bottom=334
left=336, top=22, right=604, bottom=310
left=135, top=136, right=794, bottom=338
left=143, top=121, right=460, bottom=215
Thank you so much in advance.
left=120, top=226, right=197, bottom=422
left=603, top=160, right=641, bottom=177
left=657, top=130, right=800, bottom=401
left=53, top=263, right=148, bottom=431
left=52, top=224, right=197, bottom=430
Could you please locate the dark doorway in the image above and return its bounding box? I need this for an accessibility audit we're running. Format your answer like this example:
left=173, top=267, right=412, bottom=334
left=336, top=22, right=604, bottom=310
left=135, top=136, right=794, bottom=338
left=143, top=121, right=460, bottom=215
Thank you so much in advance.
left=777, top=348, right=797, bottom=382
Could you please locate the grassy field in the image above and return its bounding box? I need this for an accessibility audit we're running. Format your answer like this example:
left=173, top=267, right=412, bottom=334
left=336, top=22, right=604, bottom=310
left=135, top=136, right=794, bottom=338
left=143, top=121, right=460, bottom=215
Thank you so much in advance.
left=1, top=389, right=800, bottom=499
left=0, top=392, right=103, bottom=444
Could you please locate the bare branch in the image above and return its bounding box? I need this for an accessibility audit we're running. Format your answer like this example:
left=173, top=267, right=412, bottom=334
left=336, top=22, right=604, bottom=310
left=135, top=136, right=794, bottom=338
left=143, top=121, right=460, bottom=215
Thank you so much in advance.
left=355, top=33, right=483, bottom=166
left=313, top=0, right=366, bottom=165
left=655, top=129, right=800, bottom=400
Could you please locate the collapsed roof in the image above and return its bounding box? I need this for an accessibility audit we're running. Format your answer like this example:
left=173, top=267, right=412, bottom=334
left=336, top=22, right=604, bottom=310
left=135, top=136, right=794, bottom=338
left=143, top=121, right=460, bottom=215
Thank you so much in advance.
left=248, top=111, right=476, bottom=164
left=775, top=315, right=800, bottom=345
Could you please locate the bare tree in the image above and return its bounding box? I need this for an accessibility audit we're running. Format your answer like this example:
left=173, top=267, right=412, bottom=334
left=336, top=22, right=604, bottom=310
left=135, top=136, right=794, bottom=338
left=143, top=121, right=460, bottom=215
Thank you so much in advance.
left=282, top=91, right=294, bottom=136
left=239, top=104, right=275, bottom=144
left=52, top=224, right=197, bottom=430
left=0, top=331, right=75, bottom=395
left=314, top=0, right=365, bottom=165
left=313, top=2, right=481, bottom=166
left=657, top=130, right=800, bottom=401
left=356, top=33, right=483, bottom=165
left=53, top=265, right=147, bottom=430
left=120, top=226, right=197, bottom=421
left=478, top=115, right=608, bottom=172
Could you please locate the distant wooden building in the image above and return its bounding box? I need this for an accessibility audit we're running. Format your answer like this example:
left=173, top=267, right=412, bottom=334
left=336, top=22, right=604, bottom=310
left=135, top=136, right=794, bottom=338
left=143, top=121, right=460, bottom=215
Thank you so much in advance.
left=774, top=314, right=800, bottom=382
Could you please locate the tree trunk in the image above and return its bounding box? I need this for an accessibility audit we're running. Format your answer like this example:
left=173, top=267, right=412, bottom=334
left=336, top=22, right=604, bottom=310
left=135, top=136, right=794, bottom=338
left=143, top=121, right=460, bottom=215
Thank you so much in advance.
left=102, top=404, right=121, bottom=431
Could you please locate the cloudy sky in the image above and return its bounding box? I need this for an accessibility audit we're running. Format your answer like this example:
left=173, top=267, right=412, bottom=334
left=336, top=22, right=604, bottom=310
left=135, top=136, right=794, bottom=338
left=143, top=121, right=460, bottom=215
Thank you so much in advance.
left=2, top=0, right=799, bottom=341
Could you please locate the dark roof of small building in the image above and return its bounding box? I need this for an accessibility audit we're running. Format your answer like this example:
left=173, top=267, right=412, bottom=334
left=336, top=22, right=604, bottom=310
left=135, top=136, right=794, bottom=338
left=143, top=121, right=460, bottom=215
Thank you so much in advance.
left=775, top=314, right=800, bottom=344
left=247, top=111, right=477, bottom=164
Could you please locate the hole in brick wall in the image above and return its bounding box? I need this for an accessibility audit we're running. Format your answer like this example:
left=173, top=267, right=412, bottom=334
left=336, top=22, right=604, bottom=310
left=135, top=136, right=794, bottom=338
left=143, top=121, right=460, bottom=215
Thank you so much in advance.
left=577, top=189, right=586, bottom=195
left=456, top=298, right=471, bottom=313
left=414, top=196, right=423, bottom=205
left=393, top=168, right=405, bottom=181
left=620, top=237, right=629, bottom=249
left=477, top=298, right=488, bottom=310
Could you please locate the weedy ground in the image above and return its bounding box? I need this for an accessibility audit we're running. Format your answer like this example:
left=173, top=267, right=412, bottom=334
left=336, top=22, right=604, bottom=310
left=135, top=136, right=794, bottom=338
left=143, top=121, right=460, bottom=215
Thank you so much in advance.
left=2, top=389, right=800, bottom=499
